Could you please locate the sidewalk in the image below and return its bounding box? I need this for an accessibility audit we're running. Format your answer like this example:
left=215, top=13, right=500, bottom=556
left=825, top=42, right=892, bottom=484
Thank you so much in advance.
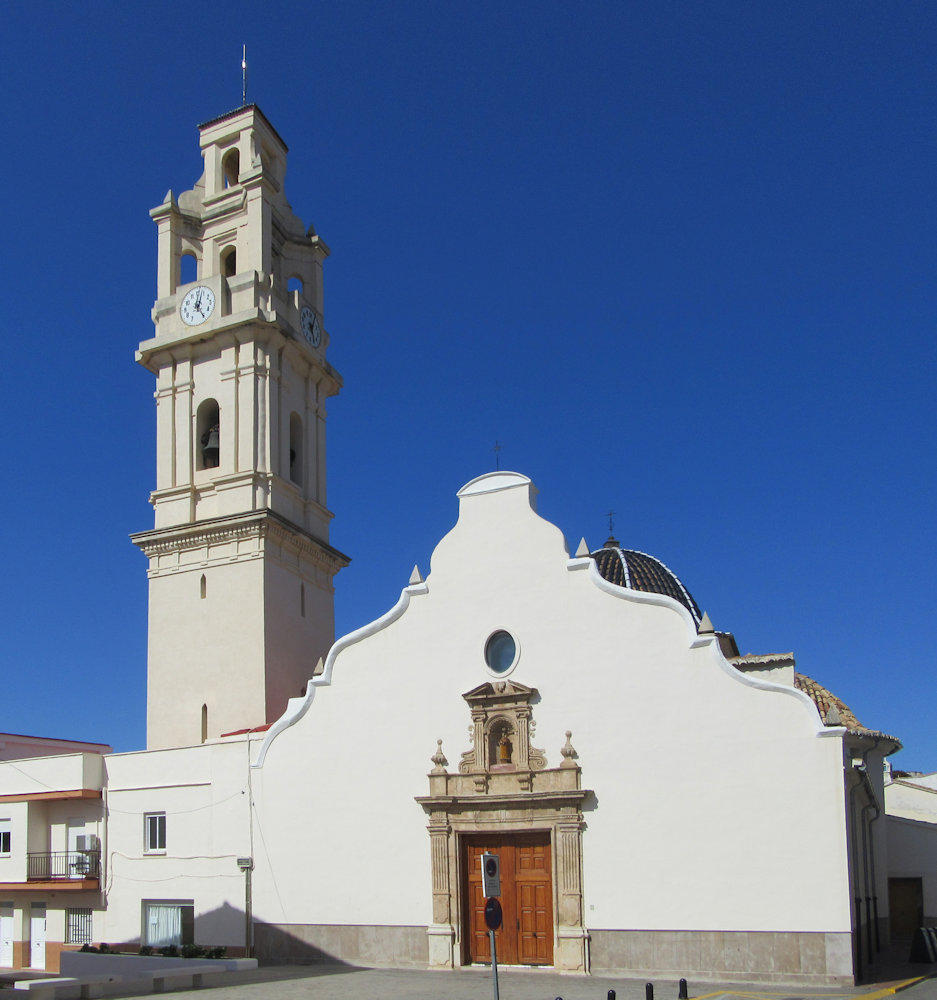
left=89, top=958, right=937, bottom=1000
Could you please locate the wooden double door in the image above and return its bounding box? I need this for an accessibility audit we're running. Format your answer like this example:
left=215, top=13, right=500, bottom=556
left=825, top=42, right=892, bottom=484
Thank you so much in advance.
left=464, top=833, right=553, bottom=966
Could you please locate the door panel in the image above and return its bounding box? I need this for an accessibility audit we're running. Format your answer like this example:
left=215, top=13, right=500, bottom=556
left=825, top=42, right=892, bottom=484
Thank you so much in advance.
left=464, top=833, right=553, bottom=966
left=30, top=903, right=46, bottom=969
left=889, top=877, right=923, bottom=941
left=0, top=903, right=13, bottom=967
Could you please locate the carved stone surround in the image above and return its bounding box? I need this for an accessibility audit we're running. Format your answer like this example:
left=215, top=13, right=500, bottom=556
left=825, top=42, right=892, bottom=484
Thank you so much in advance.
left=416, top=681, right=590, bottom=972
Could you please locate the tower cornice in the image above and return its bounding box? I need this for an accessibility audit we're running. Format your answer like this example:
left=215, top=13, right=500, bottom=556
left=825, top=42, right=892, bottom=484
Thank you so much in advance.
left=131, top=508, right=350, bottom=574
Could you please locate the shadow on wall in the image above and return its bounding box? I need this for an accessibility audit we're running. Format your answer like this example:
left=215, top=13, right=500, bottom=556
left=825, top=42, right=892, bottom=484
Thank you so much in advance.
left=254, top=923, right=353, bottom=965
left=254, top=922, right=429, bottom=968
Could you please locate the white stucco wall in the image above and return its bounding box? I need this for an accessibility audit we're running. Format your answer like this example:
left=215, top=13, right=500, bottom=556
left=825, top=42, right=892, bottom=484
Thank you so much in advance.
left=247, top=473, right=852, bottom=936
left=102, top=742, right=252, bottom=948
left=886, top=815, right=937, bottom=920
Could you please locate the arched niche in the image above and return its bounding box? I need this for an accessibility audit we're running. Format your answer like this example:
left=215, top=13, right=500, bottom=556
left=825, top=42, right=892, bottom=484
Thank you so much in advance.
left=196, top=399, right=220, bottom=470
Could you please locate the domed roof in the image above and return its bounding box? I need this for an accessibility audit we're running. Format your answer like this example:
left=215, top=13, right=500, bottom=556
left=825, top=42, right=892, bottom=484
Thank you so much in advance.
left=590, top=538, right=702, bottom=626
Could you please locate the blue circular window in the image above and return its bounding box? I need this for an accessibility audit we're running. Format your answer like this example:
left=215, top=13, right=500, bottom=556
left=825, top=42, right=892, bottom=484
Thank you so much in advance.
left=485, top=630, right=517, bottom=674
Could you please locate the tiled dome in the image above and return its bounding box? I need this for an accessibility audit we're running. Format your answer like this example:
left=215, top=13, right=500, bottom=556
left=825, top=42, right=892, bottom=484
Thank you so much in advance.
left=590, top=538, right=702, bottom=626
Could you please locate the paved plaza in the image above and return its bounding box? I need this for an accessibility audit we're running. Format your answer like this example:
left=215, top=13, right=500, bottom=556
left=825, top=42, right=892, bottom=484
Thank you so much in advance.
left=66, top=959, right=936, bottom=1000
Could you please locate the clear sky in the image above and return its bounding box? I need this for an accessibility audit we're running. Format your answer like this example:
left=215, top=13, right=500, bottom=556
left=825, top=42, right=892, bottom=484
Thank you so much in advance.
left=0, top=2, right=934, bottom=766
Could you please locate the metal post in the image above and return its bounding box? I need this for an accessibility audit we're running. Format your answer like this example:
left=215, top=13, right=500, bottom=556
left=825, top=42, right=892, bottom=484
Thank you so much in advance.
left=608, top=991, right=616, bottom=1000
left=237, top=857, right=254, bottom=958
left=489, top=929, right=499, bottom=1000
left=244, top=865, right=252, bottom=957
left=679, top=979, right=688, bottom=999
left=854, top=896, right=863, bottom=981
left=646, top=984, right=654, bottom=1000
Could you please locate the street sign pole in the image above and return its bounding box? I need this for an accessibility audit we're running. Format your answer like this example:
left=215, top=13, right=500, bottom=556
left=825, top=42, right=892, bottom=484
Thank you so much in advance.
left=484, top=894, right=503, bottom=1000
left=489, top=928, right=500, bottom=1000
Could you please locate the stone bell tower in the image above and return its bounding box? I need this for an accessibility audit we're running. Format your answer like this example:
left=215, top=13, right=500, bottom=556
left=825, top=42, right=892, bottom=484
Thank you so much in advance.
left=133, top=105, right=349, bottom=751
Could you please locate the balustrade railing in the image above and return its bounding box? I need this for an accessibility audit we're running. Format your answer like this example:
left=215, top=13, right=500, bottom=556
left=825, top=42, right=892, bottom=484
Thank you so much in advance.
left=26, top=851, right=100, bottom=880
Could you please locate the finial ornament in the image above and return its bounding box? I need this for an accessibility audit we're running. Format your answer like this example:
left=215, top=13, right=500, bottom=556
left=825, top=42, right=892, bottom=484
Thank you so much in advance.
left=431, top=738, right=449, bottom=773
left=241, top=44, right=248, bottom=106
left=606, top=509, right=616, bottom=536
left=560, top=730, right=579, bottom=767
left=492, top=440, right=503, bottom=471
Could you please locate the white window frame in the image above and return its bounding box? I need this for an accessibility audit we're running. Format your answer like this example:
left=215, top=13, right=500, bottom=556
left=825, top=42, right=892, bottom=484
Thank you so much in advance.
left=0, top=819, right=10, bottom=856
left=144, top=813, right=166, bottom=854
left=142, top=900, right=194, bottom=947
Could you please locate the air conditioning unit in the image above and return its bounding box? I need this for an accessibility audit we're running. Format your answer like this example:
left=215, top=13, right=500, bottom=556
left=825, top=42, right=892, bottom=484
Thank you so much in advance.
left=76, top=835, right=99, bottom=852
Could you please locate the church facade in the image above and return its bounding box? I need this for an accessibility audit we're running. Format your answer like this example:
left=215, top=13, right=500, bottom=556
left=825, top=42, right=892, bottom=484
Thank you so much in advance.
left=0, top=106, right=919, bottom=985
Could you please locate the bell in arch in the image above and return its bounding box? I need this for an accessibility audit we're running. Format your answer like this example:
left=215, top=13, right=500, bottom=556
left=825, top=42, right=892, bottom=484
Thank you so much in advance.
left=201, top=423, right=220, bottom=468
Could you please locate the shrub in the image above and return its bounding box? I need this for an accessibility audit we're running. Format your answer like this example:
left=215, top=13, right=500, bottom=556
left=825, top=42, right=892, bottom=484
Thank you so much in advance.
left=138, top=945, right=154, bottom=956
left=206, top=946, right=226, bottom=960
left=159, top=944, right=179, bottom=957
left=181, top=944, right=206, bottom=959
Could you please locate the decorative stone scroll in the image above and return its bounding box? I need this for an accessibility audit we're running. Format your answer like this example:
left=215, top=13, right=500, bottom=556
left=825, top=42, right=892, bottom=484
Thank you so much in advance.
left=416, top=686, right=591, bottom=973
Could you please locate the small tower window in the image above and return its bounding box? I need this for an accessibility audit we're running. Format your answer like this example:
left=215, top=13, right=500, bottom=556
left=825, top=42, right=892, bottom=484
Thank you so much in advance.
left=222, top=246, right=237, bottom=278
left=196, top=399, right=220, bottom=470
left=223, top=148, right=240, bottom=188
left=201, top=704, right=208, bottom=744
left=180, top=252, right=198, bottom=287
left=289, top=412, right=303, bottom=485
left=300, top=583, right=306, bottom=618
left=200, top=574, right=207, bottom=600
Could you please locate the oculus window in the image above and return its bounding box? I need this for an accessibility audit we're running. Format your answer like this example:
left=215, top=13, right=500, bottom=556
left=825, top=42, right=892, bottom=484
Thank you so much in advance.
left=485, top=630, right=518, bottom=675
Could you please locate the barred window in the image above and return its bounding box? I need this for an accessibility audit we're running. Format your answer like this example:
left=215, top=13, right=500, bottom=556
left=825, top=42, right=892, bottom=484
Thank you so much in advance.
left=66, top=907, right=93, bottom=944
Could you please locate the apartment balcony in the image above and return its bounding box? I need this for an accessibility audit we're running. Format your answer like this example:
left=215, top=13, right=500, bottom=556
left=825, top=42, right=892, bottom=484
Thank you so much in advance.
left=0, top=851, right=101, bottom=892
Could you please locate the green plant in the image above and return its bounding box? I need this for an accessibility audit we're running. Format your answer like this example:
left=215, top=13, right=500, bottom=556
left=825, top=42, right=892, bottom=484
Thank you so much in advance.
left=181, top=944, right=206, bottom=958
left=138, top=945, right=154, bottom=956
left=158, top=944, right=179, bottom=957
left=206, top=946, right=226, bottom=960
left=99, top=943, right=111, bottom=954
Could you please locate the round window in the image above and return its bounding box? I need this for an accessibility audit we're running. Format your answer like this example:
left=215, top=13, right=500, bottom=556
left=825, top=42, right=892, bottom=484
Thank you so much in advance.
left=485, top=630, right=517, bottom=674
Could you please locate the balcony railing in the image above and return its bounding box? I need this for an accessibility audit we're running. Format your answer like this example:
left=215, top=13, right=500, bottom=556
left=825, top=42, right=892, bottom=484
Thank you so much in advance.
left=27, top=851, right=101, bottom=881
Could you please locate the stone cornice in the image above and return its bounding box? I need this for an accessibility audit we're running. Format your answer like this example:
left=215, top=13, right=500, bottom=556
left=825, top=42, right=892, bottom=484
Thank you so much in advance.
left=131, top=509, right=350, bottom=573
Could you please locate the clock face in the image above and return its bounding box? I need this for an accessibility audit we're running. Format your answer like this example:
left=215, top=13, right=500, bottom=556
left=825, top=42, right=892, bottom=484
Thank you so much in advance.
left=300, top=306, right=322, bottom=347
left=180, top=286, right=216, bottom=326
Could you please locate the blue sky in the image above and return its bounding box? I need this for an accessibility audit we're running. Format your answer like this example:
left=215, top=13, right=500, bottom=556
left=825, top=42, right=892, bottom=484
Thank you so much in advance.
left=0, top=2, right=934, bottom=765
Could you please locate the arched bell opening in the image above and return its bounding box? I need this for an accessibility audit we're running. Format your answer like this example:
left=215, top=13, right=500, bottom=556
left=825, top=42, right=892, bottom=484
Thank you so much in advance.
left=222, top=148, right=240, bottom=188
left=289, top=412, right=303, bottom=485
left=196, top=399, right=220, bottom=470
left=222, top=245, right=237, bottom=278
left=179, top=251, right=198, bottom=288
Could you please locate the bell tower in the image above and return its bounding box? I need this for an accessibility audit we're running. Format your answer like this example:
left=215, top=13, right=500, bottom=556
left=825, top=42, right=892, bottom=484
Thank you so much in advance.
left=133, top=106, right=349, bottom=751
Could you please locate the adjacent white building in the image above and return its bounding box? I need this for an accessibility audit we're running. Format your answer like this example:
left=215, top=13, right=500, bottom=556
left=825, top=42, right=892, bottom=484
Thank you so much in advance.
left=0, top=104, right=928, bottom=986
